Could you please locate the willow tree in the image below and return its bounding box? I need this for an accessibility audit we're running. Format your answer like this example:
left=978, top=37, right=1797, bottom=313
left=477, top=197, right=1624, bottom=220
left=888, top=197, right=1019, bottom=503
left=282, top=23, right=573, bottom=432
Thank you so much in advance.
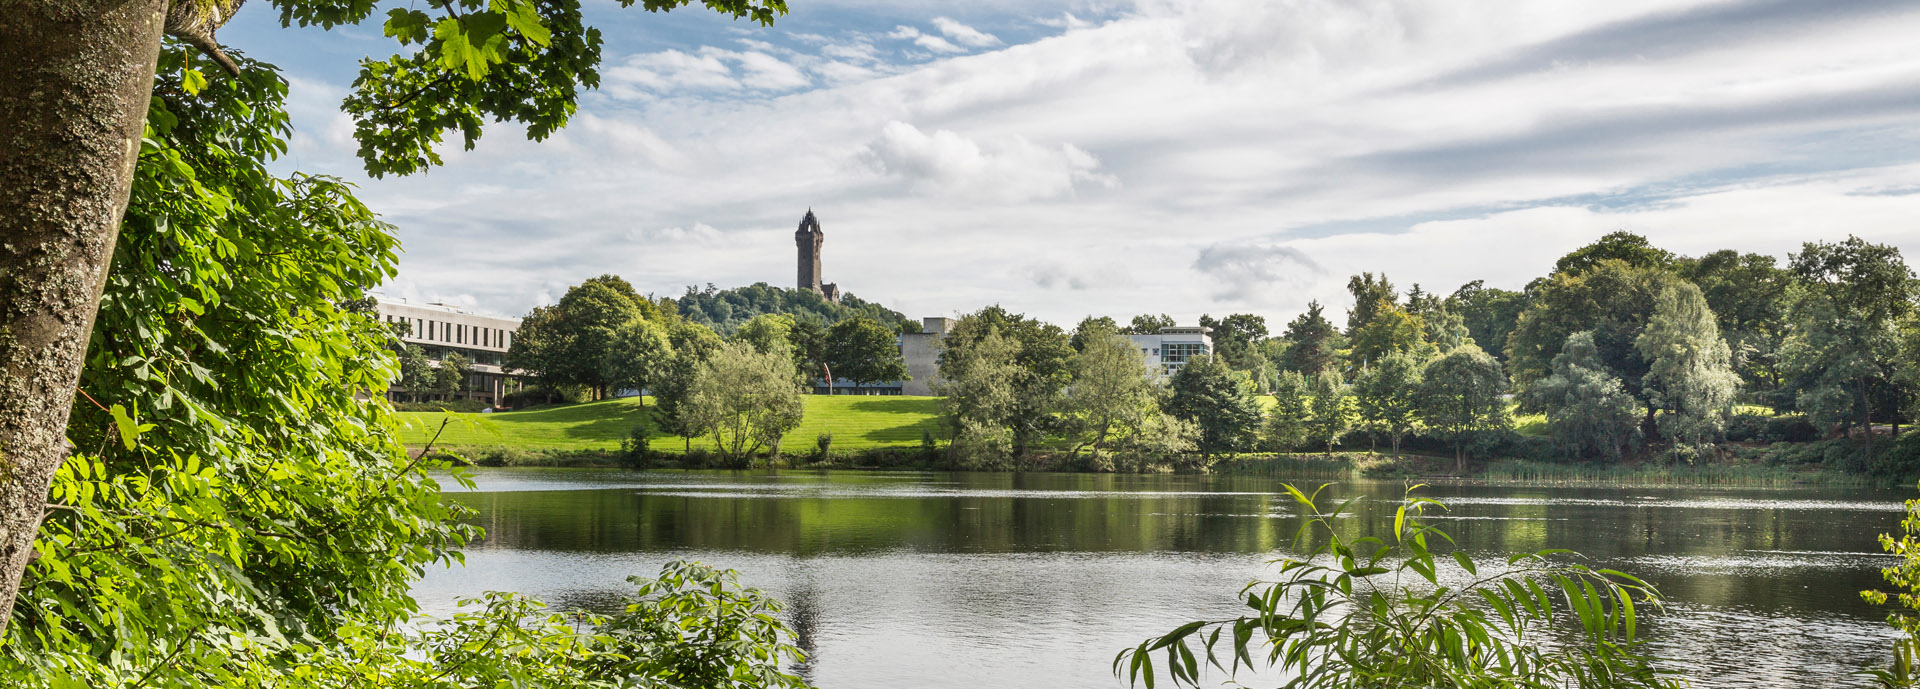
left=0, top=0, right=786, bottom=638
left=1636, top=283, right=1740, bottom=458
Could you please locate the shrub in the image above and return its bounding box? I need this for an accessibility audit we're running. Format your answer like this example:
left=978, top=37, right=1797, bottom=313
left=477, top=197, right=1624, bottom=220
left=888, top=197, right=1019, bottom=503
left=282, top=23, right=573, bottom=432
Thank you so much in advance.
left=1119, top=484, right=1681, bottom=689
left=813, top=431, right=834, bottom=462
left=620, top=424, right=655, bottom=469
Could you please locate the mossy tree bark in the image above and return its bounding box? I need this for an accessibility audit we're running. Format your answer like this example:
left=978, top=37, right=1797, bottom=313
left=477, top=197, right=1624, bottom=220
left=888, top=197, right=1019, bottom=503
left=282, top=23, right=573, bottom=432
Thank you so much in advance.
left=0, top=0, right=172, bottom=637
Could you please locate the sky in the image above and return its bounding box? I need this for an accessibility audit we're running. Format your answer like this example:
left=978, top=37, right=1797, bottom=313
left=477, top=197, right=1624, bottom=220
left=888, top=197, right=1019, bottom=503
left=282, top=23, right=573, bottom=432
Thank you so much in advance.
left=220, top=0, right=1920, bottom=326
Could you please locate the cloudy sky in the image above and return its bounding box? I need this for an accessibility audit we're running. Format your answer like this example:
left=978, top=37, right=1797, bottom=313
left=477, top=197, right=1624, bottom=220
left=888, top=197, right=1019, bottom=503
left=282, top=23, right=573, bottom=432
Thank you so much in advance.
left=222, top=0, right=1920, bottom=326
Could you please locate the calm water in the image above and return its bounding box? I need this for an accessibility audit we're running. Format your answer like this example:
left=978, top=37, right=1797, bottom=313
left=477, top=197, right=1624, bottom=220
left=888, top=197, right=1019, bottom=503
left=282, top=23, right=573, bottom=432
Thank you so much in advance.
left=413, top=469, right=1911, bottom=688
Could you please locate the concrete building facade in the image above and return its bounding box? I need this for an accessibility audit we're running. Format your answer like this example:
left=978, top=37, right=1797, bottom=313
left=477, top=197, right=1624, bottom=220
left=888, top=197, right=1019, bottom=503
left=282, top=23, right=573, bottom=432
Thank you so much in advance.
left=1127, top=326, right=1214, bottom=376
left=375, top=297, right=524, bottom=405
left=899, top=317, right=953, bottom=396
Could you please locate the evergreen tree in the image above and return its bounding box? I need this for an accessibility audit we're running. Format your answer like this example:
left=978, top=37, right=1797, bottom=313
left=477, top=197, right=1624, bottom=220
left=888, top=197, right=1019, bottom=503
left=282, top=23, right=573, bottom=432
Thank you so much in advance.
left=1305, top=374, right=1354, bottom=455
left=1165, top=356, right=1261, bottom=460
left=1280, top=301, right=1340, bottom=377
left=1345, top=273, right=1398, bottom=335
left=1263, top=371, right=1312, bottom=452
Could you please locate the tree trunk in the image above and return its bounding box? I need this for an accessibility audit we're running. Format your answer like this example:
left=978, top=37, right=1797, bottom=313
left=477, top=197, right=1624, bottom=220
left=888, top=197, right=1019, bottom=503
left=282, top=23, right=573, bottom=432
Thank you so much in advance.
left=0, top=0, right=171, bottom=637
left=1860, top=377, right=1875, bottom=461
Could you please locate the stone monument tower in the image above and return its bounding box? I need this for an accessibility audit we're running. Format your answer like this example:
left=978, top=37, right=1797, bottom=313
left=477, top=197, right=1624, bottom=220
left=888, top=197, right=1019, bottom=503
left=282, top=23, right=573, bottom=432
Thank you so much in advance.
left=794, top=209, right=839, bottom=301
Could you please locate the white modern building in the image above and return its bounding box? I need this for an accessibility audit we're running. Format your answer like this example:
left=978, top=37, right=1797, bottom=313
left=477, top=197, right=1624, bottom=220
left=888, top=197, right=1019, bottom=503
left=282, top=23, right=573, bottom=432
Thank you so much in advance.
left=1128, top=326, right=1214, bottom=376
left=374, top=296, right=524, bottom=404
left=898, top=317, right=953, bottom=396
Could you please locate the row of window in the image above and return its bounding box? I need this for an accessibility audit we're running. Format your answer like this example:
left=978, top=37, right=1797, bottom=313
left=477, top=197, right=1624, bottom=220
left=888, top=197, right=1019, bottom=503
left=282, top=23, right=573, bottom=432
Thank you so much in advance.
left=386, top=314, right=514, bottom=349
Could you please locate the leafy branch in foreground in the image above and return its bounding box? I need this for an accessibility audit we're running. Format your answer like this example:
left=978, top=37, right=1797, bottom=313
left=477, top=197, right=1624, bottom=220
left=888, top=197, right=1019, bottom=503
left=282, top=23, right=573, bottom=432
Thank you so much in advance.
left=1863, top=482, right=1920, bottom=688
left=1117, top=484, right=1684, bottom=689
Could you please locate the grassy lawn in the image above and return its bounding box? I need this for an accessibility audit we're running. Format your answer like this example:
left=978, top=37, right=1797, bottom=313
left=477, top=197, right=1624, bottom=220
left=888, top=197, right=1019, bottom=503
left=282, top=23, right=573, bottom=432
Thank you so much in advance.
left=395, top=395, right=943, bottom=453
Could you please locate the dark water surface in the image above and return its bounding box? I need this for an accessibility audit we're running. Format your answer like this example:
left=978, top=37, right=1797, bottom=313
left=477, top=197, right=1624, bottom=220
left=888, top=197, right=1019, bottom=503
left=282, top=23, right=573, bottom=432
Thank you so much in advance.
left=412, top=469, right=1909, bottom=688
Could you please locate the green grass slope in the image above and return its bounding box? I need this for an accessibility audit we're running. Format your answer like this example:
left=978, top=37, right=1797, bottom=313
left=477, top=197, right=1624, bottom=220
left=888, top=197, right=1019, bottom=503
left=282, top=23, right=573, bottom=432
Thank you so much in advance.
left=396, top=395, right=943, bottom=453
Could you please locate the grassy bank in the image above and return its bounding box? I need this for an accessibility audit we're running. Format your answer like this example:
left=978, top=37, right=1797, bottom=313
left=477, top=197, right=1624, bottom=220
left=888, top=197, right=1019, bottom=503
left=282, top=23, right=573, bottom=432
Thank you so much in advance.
left=396, top=395, right=943, bottom=454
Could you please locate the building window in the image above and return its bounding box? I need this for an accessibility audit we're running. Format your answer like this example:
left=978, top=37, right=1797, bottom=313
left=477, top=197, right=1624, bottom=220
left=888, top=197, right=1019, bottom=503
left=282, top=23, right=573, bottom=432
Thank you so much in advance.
left=1161, top=343, right=1206, bottom=368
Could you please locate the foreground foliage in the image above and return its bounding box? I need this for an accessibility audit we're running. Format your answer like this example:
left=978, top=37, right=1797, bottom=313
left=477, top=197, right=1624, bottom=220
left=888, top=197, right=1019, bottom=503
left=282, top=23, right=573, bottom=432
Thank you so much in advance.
left=1119, top=484, right=1682, bottom=689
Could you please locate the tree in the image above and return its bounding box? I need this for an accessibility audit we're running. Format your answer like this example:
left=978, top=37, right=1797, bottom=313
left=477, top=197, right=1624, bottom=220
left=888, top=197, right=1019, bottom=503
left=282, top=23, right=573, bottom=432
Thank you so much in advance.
left=826, top=316, right=909, bottom=390
left=675, top=282, right=916, bottom=335
left=1164, top=356, right=1261, bottom=460
left=1636, top=283, right=1740, bottom=458
left=935, top=326, right=1022, bottom=469
left=1263, top=371, right=1312, bottom=452
left=506, top=278, right=644, bottom=399
left=1447, top=280, right=1527, bottom=362
left=681, top=341, right=806, bottom=465
left=1677, top=250, right=1791, bottom=399
left=1528, top=332, right=1642, bottom=461
left=1781, top=236, right=1917, bottom=460
left=1345, top=272, right=1397, bottom=335
left=1505, top=259, right=1683, bottom=431
left=1124, top=313, right=1176, bottom=335
left=1063, top=323, right=1160, bottom=456
left=1, top=51, right=475, bottom=680
left=938, top=307, right=1073, bottom=456
left=1279, top=301, right=1340, bottom=377
left=1199, top=313, right=1268, bottom=369
left=1349, top=300, right=1437, bottom=366
left=1418, top=345, right=1512, bottom=473
left=1354, top=352, right=1422, bottom=455
left=1554, top=230, right=1675, bottom=275
left=733, top=313, right=796, bottom=359
left=601, top=317, right=675, bottom=396
left=654, top=321, right=726, bottom=453
left=1304, top=373, right=1353, bottom=455
left=397, top=344, right=436, bottom=402
left=435, top=351, right=474, bottom=401
left=1070, top=315, right=1122, bottom=351
left=0, top=0, right=788, bottom=628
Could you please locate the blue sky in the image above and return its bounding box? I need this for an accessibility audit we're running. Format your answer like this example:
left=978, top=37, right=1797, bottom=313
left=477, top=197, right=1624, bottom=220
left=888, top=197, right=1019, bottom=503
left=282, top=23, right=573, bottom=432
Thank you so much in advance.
left=222, top=0, right=1920, bottom=325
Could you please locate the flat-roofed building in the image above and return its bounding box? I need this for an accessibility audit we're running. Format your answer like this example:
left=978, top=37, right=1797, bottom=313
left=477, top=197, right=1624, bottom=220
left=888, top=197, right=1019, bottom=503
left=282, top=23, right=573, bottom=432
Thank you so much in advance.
left=375, top=296, right=524, bottom=405
left=1128, top=326, right=1214, bottom=376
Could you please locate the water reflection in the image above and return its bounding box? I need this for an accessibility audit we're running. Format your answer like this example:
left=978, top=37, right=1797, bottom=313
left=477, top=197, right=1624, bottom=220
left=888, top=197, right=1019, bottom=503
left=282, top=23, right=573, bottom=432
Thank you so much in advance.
left=413, top=469, right=1909, bottom=688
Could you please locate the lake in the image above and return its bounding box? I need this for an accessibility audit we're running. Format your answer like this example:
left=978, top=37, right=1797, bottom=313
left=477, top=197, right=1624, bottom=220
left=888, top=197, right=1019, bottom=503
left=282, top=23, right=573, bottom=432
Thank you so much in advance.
left=412, top=468, right=1911, bottom=688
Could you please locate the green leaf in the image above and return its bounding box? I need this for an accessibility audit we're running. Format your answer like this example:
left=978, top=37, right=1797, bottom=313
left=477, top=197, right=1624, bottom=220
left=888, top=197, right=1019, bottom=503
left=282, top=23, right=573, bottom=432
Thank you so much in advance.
left=109, top=404, right=140, bottom=450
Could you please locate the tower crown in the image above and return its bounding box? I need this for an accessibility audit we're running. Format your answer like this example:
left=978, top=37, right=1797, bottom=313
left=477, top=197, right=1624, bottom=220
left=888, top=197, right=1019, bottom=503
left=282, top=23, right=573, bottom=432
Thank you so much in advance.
left=796, top=209, right=822, bottom=237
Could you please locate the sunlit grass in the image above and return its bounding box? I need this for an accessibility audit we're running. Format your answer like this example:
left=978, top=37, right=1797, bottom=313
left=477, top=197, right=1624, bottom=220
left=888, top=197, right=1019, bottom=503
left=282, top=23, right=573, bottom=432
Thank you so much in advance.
left=395, top=395, right=944, bottom=452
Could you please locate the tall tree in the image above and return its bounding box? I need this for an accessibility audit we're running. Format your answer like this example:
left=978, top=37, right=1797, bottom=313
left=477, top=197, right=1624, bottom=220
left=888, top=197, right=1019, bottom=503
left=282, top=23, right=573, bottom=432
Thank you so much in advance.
left=1418, top=346, right=1512, bottom=473
left=938, top=307, right=1073, bottom=456
left=1124, top=313, right=1177, bottom=335
left=0, top=0, right=788, bottom=631
left=734, top=313, right=796, bottom=358
left=506, top=279, right=643, bottom=399
left=1304, top=374, right=1353, bottom=455
left=1164, top=356, right=1261, bottom=460
left=1345, top=272, right=1398, bottom=335
left=1447, top=280, right=1527, bottom=361
left=1070, top=315, right=1122, bottom=351
left=601, top=317, right=675, bottom=396
left=397, top=344, right=436, bottom=403
left=1677, top=250, right=1792, bottom=398
left=1354, top=352, right=1422, bottom=455
left=1263, top=371, right=1312, bottom=452
left=1349, top=301, right=1436, bottom=367
left=653, top=321, right=726, bottom=453
left=1636, top=283, right=1740, bottom=456
left=1505, top=259, right=1683, bottom=431
left=1279, top=301, right=1340, bottom=377
left=1554, top=231, right=1675, bottom=275
left=934, top=326, right=1022, bottom=469
left=1528, top=332, right=1642, bottom=461
left=1199, top=313, right=1269, bottom=369
left=1063, top=323, right=1161, bottom=456
left=682, top=341, right=806, bottom=466
left=434, top=351, right=474, bottom=401
left=826, top=316, right=909, bottom=390
left=1781, top=236, right=1917, bottom=460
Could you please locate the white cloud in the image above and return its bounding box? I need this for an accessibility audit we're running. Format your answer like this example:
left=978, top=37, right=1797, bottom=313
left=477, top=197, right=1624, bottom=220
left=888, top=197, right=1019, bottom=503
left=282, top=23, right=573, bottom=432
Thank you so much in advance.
left=258, top=0, right=1920, bottom=326
left=932, top=17, right=1002, bottom=48
left=863, top=121, right=1117, bottom=201
left=889, top=25, right=967, bottom=54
